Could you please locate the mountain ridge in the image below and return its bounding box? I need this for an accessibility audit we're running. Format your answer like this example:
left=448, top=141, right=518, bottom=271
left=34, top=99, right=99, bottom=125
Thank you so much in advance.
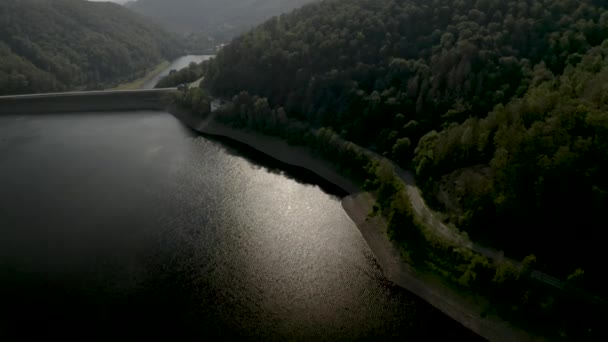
left=127, top=0, right=318, bottom=42
left=0, top=0, right=183, bottom=95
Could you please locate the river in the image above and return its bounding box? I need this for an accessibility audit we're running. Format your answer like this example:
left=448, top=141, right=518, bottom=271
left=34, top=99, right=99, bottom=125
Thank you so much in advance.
left=141, top=55, right=214, bottom=89
left=0, top=112, right=479, bottom=339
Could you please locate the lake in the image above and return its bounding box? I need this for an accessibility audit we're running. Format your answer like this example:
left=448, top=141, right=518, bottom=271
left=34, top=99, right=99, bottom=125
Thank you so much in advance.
left=0, top=112, right=479, bottom=339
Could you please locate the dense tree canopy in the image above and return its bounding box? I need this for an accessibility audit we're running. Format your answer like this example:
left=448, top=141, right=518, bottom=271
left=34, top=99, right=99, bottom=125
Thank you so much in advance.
left=0, top=0, right=183, bottom=95
left=414, top=42, right=608, bottom=286
left=165, top=1, right=608, bottom=335
left=156, top=62, right=206, bottom=88
left=179, top=0, right=608, bottom=286
left=201, top=0, right=608, bottom=153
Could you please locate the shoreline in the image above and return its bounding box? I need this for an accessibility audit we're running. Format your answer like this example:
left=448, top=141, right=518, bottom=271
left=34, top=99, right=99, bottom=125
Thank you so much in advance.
left=169, top=107, right=545, bottom=341
left=170, top=106, right=360, bottom=195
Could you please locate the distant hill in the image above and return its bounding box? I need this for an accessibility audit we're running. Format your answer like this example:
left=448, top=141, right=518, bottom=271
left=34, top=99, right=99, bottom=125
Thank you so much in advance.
left=127, top=0, right=317, bottom=43
left=0, top=0, right=183, bottom=95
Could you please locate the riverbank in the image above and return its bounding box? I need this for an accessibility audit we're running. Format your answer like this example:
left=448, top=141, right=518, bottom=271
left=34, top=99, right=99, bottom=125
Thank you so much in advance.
left=169, top=107, right=545, bottom=341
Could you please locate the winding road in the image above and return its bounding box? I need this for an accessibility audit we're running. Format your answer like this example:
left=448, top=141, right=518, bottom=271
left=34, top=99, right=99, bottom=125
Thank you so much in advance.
left=395, top=167, right=565, bottom=289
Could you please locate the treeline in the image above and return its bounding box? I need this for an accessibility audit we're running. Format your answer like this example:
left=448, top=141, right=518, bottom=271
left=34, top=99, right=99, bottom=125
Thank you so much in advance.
left=174, top=88, right=377, bottom=185
left=156, top=62, right=205, bottom=88
left=0, top=0, right=183, bottom=95
left=201, top=0, right=608, bottom=158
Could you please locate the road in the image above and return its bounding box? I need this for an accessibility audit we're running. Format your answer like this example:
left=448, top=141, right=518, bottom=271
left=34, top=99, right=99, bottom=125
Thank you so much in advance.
left=394, top=166, right=566, bottom=289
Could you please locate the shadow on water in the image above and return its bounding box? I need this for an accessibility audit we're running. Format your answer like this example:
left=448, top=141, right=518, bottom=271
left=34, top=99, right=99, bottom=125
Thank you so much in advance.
left=1, top=261, right=484, bottom=340
left=178, top=123, right=350, bottom=199
left=0, top=265, right=232, bottom=339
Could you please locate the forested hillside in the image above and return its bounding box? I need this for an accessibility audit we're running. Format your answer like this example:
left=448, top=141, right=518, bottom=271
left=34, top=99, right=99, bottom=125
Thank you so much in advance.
left=414, top=42, right=608, bottom=286
left=0, top=0, right=183, bottom=95
left=204, top=0, right=607, bottom=147
left=190, top=0, right=608, bottom=287
left=128, top=0, right=317, bottom=45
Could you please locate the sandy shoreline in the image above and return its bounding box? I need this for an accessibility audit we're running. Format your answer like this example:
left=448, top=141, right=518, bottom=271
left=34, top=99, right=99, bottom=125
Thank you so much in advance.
left=170, top=107, right=544, bottom=341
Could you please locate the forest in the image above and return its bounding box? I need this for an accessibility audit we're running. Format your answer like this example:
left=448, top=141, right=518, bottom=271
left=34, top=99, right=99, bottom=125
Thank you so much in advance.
left=414, top=41, right=608, bottom=278
left=167, top=0, right=608, bottom=336
left=178, top=0, right=608, bottom=278
left=0, top=0, right=183, bottom=95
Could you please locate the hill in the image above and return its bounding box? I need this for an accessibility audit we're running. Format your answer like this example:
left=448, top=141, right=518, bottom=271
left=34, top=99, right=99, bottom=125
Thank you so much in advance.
left=127, top=0, right=317, bottom=44
left=205, top=0, right=608, bottom=268
left=0, top=0, right=183, bottom=95
left=168, top=0, right=608, bottom=334
left=203, top=0, right=608, bottom=146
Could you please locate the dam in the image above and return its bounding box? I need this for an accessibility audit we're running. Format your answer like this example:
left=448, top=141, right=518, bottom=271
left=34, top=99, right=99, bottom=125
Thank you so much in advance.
left=0, top=89, right=177, bottom=115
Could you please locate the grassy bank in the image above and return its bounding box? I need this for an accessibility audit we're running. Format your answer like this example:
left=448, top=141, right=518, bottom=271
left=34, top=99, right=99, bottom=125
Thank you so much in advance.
left=111, top=61, right=170, bottom=90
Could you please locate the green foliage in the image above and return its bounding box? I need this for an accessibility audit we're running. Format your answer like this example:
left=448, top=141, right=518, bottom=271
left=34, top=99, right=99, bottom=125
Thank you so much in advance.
left=173, top=0, right=608, bottom=336
left=566, top=268, right=586, bottom=289
left=493, top=261, right=520, bottom=284
left=210, top=90, right=376, bottom=186
left=179, top=88, right=211, bottom=118
left=0, top=0, right=183, bottom=95
left=567, top=268, right=585, bottom=282
left=413, top=42, right=608, bottom=293
left=364, top=160, right=402, bottom=208
left=457, top=254, right=491, bottom=287
left=521, top=255, right=537, bottom=278
left=200, top=0, right=608, bottom=161
left=392, top=137, right=412, bottom=164
left=156, top=62, right=205, bottom=88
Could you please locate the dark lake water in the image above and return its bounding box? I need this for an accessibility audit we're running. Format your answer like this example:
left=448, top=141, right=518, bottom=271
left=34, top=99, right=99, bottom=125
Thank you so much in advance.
left=0, top=112, right=479, bottom=339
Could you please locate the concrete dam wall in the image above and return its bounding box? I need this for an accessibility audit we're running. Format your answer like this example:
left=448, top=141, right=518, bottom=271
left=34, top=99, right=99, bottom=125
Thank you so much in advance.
left=0, top=89, right=177, bottom=115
